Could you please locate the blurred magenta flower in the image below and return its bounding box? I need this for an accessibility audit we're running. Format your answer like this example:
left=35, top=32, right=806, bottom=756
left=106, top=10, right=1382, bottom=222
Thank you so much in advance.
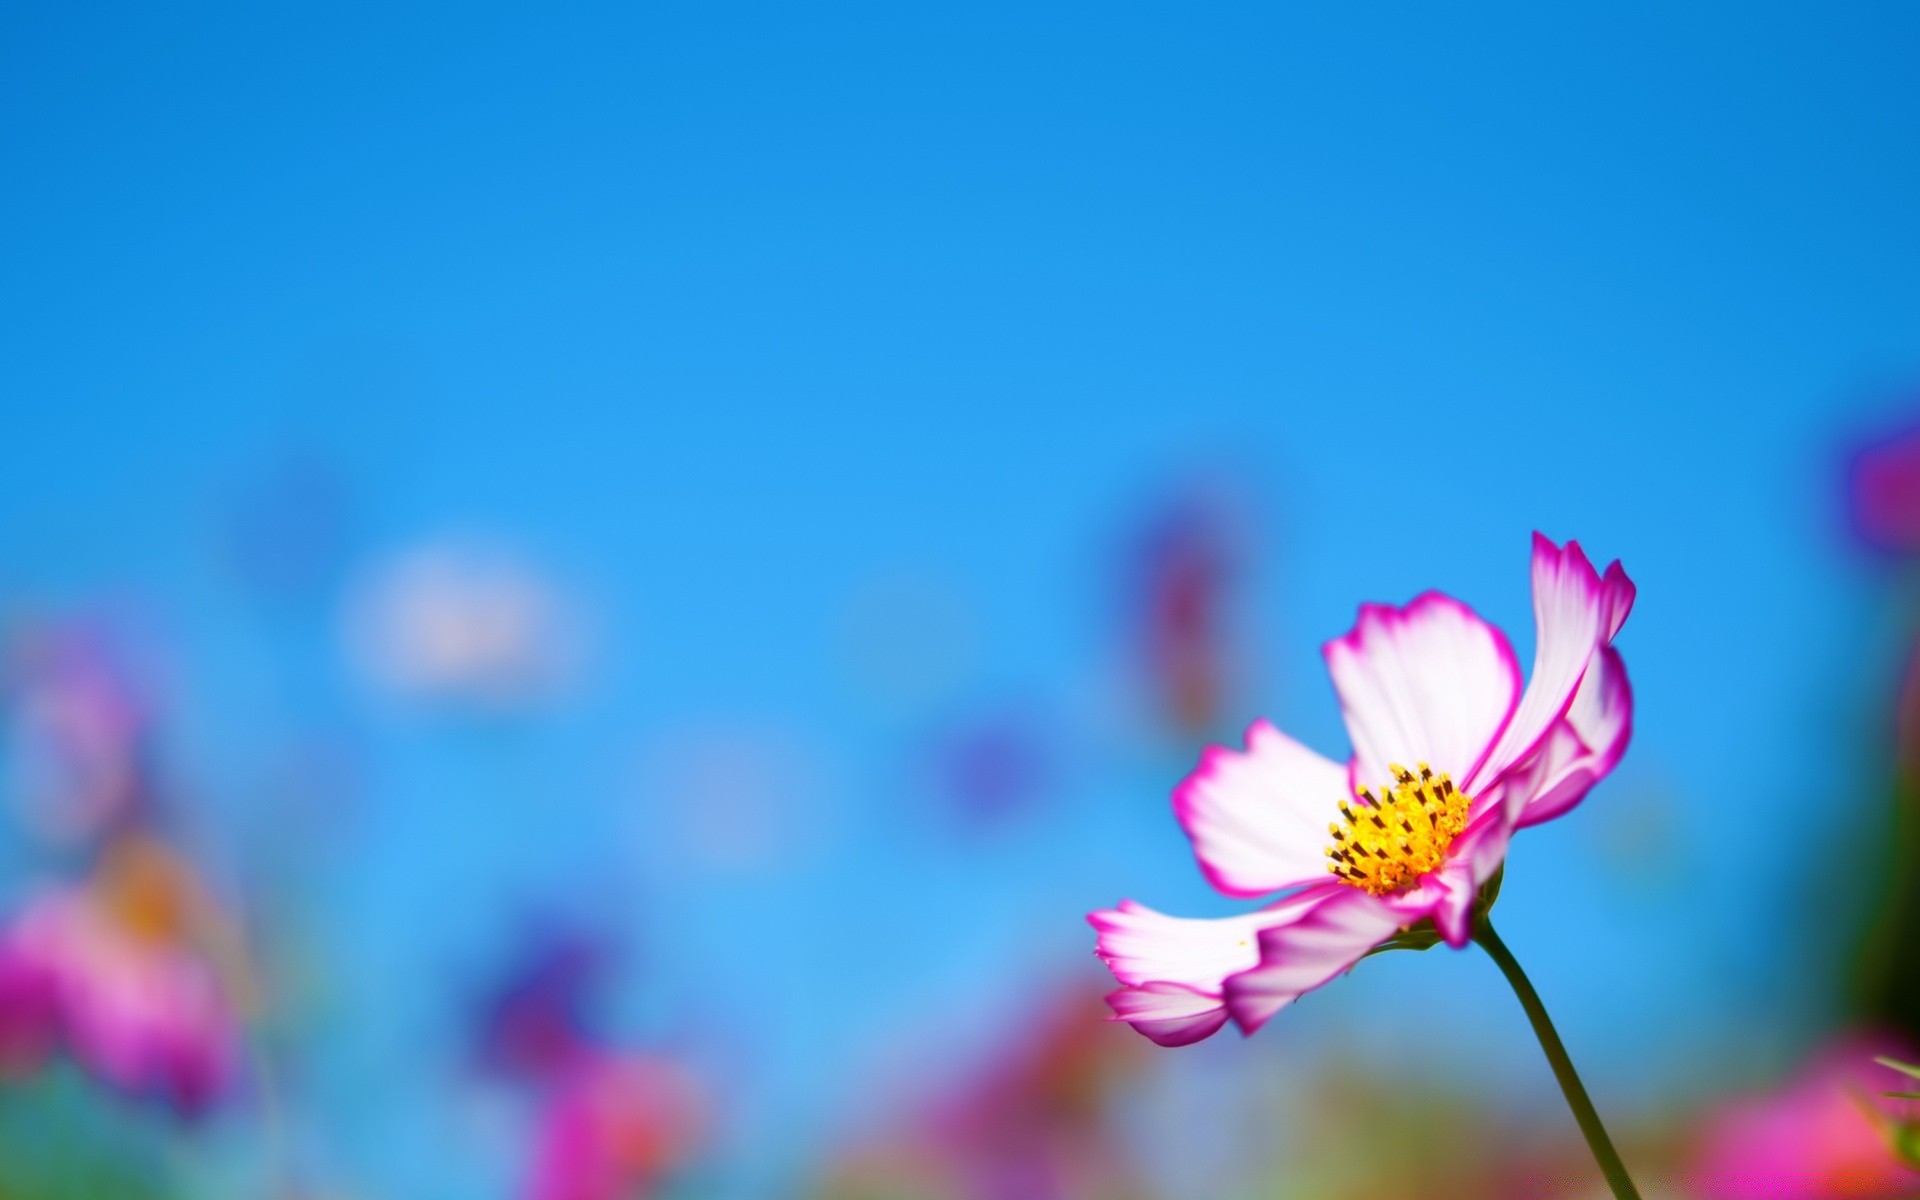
left=1848, top=422, right=1920, bottom=555
left=527, top=1054, right=705, bottom=1200
left=0, top=937, right=60, bottom=1077
left=1128, top=483, right=1245, bottom=736
left=1689, top=1038, right=1920, bottom=1199
left=1091, top=533, right=1634, bottom=1045
left=0, top=836, right=243, bottom=1114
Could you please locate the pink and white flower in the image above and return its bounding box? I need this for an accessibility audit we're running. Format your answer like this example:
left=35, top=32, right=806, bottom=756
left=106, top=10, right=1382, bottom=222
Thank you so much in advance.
left=1688, top=1037, right=1920, bottom=1199
left=527, top=1053, right=705, bottom=1200
left=0, top=838, right=244, bottom=1113
left=1089, top=534, right=1635, bottom=1046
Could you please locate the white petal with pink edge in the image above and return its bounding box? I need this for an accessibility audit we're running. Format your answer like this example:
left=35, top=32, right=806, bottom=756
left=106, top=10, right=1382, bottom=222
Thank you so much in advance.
left=1507, top=645, right=1633, bottom=829
left=1090, top=892, right=1328, bottom=991
left=1223, top=887, right=1407, bottom=1034
left=1464, top=536, right=1629, bottom=797
left=1104, top=982, right=1233, bottom=1047
left=1091, top=887, right=1340, bottom=1046
left=1324, top=592, right=1521, bottom=794
left=1173, top=721, right=1350, bottom=898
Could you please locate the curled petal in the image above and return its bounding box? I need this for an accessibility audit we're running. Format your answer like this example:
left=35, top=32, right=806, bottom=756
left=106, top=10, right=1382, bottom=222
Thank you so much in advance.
left=1104, top=982, right=1232, bottom=1048
left=1325, top=593, right=1521, bottom=793
left=1599, top=560, right=1636, bottom=642
left=1510, top=645, right=1633, bottom=829
left=1174, top=721, right=1349, bottom=898
left=1466, top=535, right=1628, bottom=797
left=1223, top=888, right=1406, bottom=1035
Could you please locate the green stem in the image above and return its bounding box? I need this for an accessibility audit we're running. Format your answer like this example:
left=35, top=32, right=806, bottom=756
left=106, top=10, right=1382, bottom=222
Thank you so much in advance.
left=1474, top=918, right=1642, bottom=1200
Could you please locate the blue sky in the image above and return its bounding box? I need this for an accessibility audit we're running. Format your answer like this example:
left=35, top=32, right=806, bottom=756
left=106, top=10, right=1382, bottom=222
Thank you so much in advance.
left=4, top=2, right=1920, bottom=1194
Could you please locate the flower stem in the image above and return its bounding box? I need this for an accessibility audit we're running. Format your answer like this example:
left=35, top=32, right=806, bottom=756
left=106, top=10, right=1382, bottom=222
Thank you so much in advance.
left=1473, top=918, right=1642, bottom=1200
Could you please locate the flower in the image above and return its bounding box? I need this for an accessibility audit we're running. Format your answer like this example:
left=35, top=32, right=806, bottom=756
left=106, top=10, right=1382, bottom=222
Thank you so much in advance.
left=1847, top=418, right=1920, bottom=556
left=1687, top=1037, right=1920, bottom=1199
left=344, top=539, right=581, bottom=711
left=2, top=619, right=152, bottom=847
left=0, top=837, right=244, bottom=1112
left=527, top=1053, right=705, bottom=1200
left=1129, top=481, right=1246, bottom=736
left=1088, top=534, right=1635, bottom=1046
left=475, top=925, right=606, bottom=1086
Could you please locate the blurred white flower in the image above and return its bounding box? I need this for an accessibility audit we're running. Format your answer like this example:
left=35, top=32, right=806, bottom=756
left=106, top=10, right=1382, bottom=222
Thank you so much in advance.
left=344, top=541, right=582, bottom=711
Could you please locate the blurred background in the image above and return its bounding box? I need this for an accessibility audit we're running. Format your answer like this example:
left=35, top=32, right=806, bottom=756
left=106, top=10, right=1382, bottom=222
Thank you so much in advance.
left=3, top=3, right=1920, bottom=1197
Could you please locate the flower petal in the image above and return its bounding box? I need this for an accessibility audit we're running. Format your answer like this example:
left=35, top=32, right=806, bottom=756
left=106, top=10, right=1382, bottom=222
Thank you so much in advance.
left=1465, top=535, right=1627, bottom=797
left=1427, top=814, right=1516, bottom=945
left=1324, top=593, right=1521, bottom=794
left=1222, top=887, right=1406, bottom=1035
left=1090, top=888, right=1337, bottom=1046
left=1104, top=982, right=1232, bottom=1047
left=1173, top=721, right=1350, bottom=898
left=1509, top=645, right=1633, bottom=829
left=1090, top=893, right=1325, bottom=990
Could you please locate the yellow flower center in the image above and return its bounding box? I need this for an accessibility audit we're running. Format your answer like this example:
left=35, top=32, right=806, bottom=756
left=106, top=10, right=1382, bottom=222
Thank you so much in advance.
left=1325, top=763, right=1472, bottom=895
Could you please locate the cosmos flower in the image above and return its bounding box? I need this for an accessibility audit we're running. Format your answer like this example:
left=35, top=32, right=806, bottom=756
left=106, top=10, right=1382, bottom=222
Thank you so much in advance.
left=1090, top=534, right=1634, bottom=1046
left=0, top=837, right=243, bottom=1112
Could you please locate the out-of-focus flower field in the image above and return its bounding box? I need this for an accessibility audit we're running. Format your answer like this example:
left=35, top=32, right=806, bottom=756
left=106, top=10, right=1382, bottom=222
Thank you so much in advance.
left=3, top=3, right=1920, bottom=1197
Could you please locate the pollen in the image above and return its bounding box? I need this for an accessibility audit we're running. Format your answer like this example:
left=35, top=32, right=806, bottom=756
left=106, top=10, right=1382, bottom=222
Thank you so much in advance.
left=1324, top=762, right=1471, bottom=895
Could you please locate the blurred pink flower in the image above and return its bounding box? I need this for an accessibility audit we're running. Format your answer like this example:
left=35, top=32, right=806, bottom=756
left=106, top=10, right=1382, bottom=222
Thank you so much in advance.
left=1090, top=534, right=1635, bottom=1045
left=0, top=839, right=244, bottom=1113
left=1688, top=1038, right=1920, bottom=1199
left=1848, top=422, right=1920, bottom=555
left=527, top=1054, right=704, bottom=1200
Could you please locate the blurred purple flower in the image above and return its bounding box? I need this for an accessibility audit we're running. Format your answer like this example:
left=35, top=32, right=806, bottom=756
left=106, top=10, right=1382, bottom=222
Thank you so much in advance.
left=2, top=620, right=153, bottom=847
left=1848, top=421, right=1920, bottom=556
left=925, top=710, right=1054, bottom=833
left=475, top=925, right=607, bottom=1088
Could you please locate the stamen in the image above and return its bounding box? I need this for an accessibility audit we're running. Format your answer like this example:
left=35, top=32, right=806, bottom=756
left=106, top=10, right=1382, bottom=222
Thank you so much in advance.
left=1323, top=766, right=1472, bottom=896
